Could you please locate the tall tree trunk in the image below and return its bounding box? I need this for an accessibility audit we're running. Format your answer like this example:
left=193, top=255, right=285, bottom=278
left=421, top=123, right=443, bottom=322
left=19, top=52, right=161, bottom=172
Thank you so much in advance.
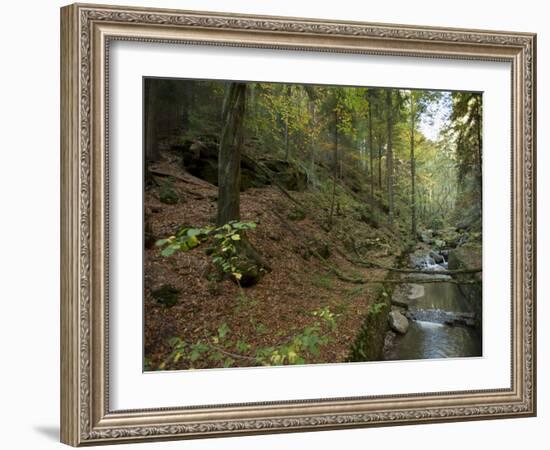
left=385, top=90, right=394, bottom=225
left=359, top=139, right=366, bottom=172
left=328, top=108, right=339, bottom=229
left=181, top=81, right=193, bottom=132
left=378, top=137, right=383, bottom=190
left=284, top=85, right=291, bottom=161
left=217, top=82, right=247, bottom=226
left=144, top=78, right=160, bottom=163
left=284, top=119, right=289, bottom=161
left=410, top=96, right=417, bottom=238
left=368, top=99, right=374, bottom=205
left=475, top=99, right=483, bottom=195
left=309, top=102, right=316, bottom=184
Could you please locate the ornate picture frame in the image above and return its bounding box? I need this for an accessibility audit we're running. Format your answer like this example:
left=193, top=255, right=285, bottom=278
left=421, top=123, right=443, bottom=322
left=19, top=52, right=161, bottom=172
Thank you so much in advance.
left=60, top=3, right=536, bottom=446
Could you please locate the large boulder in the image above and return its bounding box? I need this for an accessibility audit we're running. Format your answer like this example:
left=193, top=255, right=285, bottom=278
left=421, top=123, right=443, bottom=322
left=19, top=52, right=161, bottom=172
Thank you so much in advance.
left=181, top=141, right=219, bottom=186
left=388, top=310, right=409, bottom=334
left=448, top=244, right=482, bottom=274
left=447, top=242, right=482, bottom=330
left=180, top=141, right=270, bottom=190
left=179, top=141, right=306, bottom=191
left=260, top=159, right=307, bottom=192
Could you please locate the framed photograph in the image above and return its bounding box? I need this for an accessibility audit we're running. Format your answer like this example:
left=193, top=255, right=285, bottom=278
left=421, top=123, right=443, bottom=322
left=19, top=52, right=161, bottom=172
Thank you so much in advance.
left=60, top=3, right=536, bottom=446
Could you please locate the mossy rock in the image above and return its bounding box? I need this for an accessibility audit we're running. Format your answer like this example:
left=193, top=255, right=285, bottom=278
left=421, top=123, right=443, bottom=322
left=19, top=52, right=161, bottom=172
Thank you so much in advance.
left=159, top=184, right=179, bottom=204
left=349, top=301, right=390, bottom=362
left=151, top=284, right=180, bottom=307
left=349, top=284, right=393, bottom=362
left=287, top=207, right=306, bottom=221
left=448, top=244, right=481, bottom=271
left=261, top=159, right=307, bottom=192
left=212, top=237, right=271, bottom=288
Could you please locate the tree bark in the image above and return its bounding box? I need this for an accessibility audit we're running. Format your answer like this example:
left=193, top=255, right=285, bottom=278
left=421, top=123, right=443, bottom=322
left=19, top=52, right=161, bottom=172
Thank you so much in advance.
left=217, top=82, right=247, bottom=226
left=144, top=78, right=160, bottom=163
left=410, top=95, right=417, bottom=238
left=475, top=98, right=483, bottom=195
left=368, top=97, right=374, bottom=205
left=328, top=107, right=339, bottom=229
left=284, top=85, right=291, bottom=161
left=309, top=102, right=316, bottom=184
left=385, top=90, right=394, bottom=225
left=378, top=136, right=383, bottom=190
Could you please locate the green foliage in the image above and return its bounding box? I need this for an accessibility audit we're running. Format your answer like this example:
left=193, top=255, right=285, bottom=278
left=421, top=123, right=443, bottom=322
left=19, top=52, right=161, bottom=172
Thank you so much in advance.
left=349, top=288, right=391, bottom=362
left=254, top=306, right=338, bottom=366
left=217, top=323, right=230, bottom=339
left=287, top=207, right=306, bottom=221
left=151, top=284, right=180, bottom=307
left=234, top=291, right=258, bottom=314
left=148, top=77, right=481, bottom=236
left=311, top=274, right=334, bottom=290
left=143, top=357, right=152, bottom=371
left=156, top=221, right=258, bottom=282
left=429, top=215, right=446, bottom=230
left=210, top=221, right=257, bottom=282
left=312, top=306, right=337, bottom=331
left=160, top=307, right=339, bottom=370
left=369, top=301, right=387, bottom=315
left=249, top=318, right=268, bottom=335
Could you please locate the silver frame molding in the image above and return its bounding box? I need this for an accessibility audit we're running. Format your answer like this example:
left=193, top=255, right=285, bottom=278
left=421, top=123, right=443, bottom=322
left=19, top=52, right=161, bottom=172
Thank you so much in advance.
left=60, top=3, right=536, bottom=446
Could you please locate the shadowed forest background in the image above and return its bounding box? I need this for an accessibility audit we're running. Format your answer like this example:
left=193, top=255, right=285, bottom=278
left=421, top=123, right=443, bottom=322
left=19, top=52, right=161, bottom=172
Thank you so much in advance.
left=143, top=78, right=483, bottom=371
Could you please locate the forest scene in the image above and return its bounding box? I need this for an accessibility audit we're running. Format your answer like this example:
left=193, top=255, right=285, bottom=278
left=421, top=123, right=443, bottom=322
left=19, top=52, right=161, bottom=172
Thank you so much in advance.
left=143, top=77, right=482, bottom=371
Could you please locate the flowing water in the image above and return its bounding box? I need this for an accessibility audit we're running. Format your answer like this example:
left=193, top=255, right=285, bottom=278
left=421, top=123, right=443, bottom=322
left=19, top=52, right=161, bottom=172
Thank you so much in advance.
left=384, top=256, right=482, bottom=361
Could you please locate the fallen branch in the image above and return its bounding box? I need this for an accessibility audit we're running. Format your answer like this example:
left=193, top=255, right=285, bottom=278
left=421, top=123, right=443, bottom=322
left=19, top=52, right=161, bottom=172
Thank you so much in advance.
left=203, top=334, right=258, bottom=362
left=330, top=267, right=480, bottom=285
left=350, top=242, right=481, bottom=274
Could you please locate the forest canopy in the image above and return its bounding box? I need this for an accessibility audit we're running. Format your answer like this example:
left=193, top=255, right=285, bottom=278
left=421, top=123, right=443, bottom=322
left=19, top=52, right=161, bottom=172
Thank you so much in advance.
left=145, top=78, right=482, bottom=234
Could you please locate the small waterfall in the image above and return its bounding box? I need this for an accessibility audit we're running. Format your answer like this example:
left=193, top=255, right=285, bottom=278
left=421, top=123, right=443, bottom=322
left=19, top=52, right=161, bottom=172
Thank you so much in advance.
left=385, top=248, right=482, bottom=361
left=415, top=320, right=445, bottom=329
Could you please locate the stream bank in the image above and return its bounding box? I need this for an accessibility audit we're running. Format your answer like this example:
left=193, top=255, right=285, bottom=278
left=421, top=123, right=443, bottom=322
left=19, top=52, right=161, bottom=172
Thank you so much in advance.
left=383, top=243, right=482, bottom=361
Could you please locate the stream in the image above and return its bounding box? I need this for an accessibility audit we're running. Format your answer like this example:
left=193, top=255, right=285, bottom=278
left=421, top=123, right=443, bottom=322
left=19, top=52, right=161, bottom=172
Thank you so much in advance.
left=384, top=252, right=482, bottom=361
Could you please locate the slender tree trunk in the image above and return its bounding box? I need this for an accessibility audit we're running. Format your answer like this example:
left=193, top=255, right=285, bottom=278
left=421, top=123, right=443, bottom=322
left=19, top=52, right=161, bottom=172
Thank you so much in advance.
left=284, top=120, right=289, bottom=161
left=309, top=102, right=316, bottom=184
left=144, top=79, right=160, bottom=163
left=217, top=82, right=247, bottom=226
left=410, top=96, right=417, bottom=239
left=476, top=99, right=483, bottom=194
left=378, top=137, right=383, bottom=190
left=284, top=85, right=291, bottom=161
left=328, top=108, right=339, bottom=229
left=385, top=90, right=394, bottom=225
left=368, top=99, right=374, bottom=205
left=180, top=81, right=192, bottom=132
